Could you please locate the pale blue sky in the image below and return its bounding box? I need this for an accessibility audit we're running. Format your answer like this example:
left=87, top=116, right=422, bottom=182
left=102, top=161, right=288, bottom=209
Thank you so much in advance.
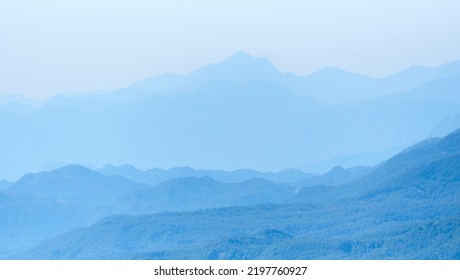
left=1, top=0, right=459, bottom=99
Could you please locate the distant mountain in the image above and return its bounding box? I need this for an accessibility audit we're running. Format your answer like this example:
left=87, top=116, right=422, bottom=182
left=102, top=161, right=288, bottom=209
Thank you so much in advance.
left=294, top=165, right=372, bottom=188
left=381, top=61, right=460, bottom=94
left=131, top=52, right=460, bottom=103
left=0, top=95, right=42, bottom=115
left=129, top=52, right=286, bottom=95
left=294, top=129, right=460, bottom=204
left=20, top=130, right=460, bottom=259
left=0, top=165, right=149, bottom=258
left=432, top=113, right=460, bottom=137
left=0, top=180, right=12, bottom=190
left=0, top=191, right=84, bottom=258
left=0, top=164, right=299, bottom=258
left=99, top=164, right=314, bottom=186
left=300, top=148, right=402, bottom=174
left=0, top=94, right=43, bottom=107
left=112, top=176, right=295, bottom=215
left=8, top=165, right=149, bottom=206
left=1, top=54, right=460, bottom=180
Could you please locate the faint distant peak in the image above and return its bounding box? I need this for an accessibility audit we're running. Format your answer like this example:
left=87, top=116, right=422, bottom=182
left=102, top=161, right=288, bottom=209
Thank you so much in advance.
left=227, top=51, right=253, bottom=59
left=0, top=93, right=44, bottom=106
left=325, top=166, right=348, bottom=175
left=186, top=51, right=282, bottom=85
left=166, top=166, right=196, bottom=173
left=224, top=51, right=259, bottom=63
left=307, top=67, right=372, bottom=80
left=223, top=51, right=275, bottom=68
left=100, top=163, right=141, bottom=172
left=384, top=60, right=460, bottom=80
left=201, top=51, right=277, bottom=71
left=53, top=164, right=95, bottom=174
left=158, top=175, right=218, bottom=188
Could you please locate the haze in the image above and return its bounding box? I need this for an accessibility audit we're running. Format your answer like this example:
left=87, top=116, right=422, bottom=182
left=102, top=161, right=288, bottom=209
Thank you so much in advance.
left=1, top=0, right=459, bottom=99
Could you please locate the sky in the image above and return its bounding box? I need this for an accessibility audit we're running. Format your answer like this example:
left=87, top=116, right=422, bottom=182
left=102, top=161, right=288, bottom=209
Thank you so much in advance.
left=1, top=0, right=459, bottom=99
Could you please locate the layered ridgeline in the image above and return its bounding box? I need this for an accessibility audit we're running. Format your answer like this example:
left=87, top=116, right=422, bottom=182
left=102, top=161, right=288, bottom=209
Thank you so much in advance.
left=17, top=129, right=460, bottom=259
left=1, top=53, right=460, bottom=180
left=0, top=166, right=313, bottom=258
left=0, top=165, right=149, bottom=257
left=98, top=165, right=314, bottom=185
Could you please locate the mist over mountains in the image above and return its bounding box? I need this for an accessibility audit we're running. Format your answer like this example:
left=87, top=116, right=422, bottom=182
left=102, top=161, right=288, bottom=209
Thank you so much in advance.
left=0, top=128, right=459, bottom=259
left=1, top=52, right=459, bottom=259
left=4, top=129, right=457, bottom=260
left=1, top=52, right=460, bottom=180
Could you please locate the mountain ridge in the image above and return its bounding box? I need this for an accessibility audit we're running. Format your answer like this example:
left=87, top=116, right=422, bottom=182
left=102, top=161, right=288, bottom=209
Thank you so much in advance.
left=16, top=130, right=460, bottom=259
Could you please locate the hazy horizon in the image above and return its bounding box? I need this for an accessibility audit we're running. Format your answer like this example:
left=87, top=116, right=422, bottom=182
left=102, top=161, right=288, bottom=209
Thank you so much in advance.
left=1, top=51, right=459, bottom=101
left=1, top=1, right=460, bottom=263
left=1, top=0, right=460, bottom=99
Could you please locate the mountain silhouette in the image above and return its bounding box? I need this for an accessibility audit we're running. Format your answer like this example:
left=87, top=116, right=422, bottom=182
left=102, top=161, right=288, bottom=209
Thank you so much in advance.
left=1, top=54, right=460, bottom=180
left=18, top=130, right=460, bottom=259
left=9, top=164, right=149, bottom=206
left=112, top=176, right=295, bottom=214
left=130, top=52, right=460, bottom=103
left=99, top=164, right=313, bottom=186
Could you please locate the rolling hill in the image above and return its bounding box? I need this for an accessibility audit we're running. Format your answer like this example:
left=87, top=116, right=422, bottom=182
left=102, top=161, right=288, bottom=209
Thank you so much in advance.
left=112, top=176, right=295, bottom=215
left=19, top=130, right=460, bottom=259
left=98, top=164, right=314, bottom=186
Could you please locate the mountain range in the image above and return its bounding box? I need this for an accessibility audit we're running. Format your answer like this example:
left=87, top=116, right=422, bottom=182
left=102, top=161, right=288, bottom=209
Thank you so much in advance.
left=1, top=52, right=459, bottom=180
left=98, top=164, right=313, bottom=185
left=131, top=51, right=460, bottom=103
left=0, top=164, right=309, bottom=257
left=8, top=129, right=460, bottom=259
left=1, top=52, right=460, bottom=259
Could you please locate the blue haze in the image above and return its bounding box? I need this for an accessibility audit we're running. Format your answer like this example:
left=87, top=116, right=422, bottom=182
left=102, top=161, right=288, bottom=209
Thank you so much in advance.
left=9, top=129, right=460, bottom=259
left=2, top=1, right=460, bottom=99
left=0, top=130, right=457, bottom=258
left=0, top=52, right=459, bottom=259
left=1, top=53, right=460, bottom=180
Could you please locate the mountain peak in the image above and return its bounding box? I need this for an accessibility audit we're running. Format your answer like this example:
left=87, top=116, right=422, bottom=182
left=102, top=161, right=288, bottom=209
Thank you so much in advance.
left=325, top=166, right=349, bottom=176
left=187, top=51, right=282, bottom=84
left=224, top=51, right=257, bottom=62
left=221, top=51, right=275, bottom=70
left=53, top=164, right=96, bottom=175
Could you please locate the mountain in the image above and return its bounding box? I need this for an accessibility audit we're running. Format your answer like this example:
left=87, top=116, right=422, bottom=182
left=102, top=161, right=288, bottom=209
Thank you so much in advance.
left=21, top=198, right=460, bottom=259
left=130, top=52, right=460, bottom=103
left=2, top=76, right=459, bottom=180
left=432, top=113, right=460, bottom=137
left=188, top=51, right=283, bottom=86
left=0, top=165, right=149, bottom=258
left=129, top=52, right=285, bottom=94
left=0, top=191, right=84, bottom=258
left=294, top=165, right=373, bottom=188
left=1, top=54, right=460, bottom=180
left=381, top=61, right=460, bottom=94
left=294, top=129, right=460, bottom=204
left=8, top=165, right=149, bottom=206
left=130, top=215, right=460, bottom=260
left=20, top=130, right=460, bottom=259
left=0, top=94, right=43, bottom=107
left=19, top=204, right=320, bottom=260
left=0, top=164, right=299, bottom=258
left=98, top=164, right=314, bottom=186
left=0, top=180, right=12, bottom=190
left=112, top=176, right=295, bottom=215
